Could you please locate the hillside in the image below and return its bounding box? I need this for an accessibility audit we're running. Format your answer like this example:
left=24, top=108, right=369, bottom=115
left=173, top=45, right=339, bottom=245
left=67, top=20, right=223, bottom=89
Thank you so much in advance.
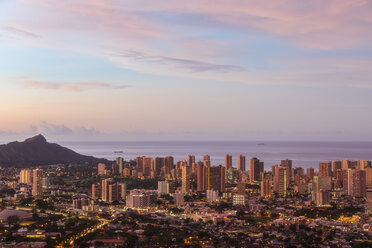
left=0, top=134, right=107, bottom=166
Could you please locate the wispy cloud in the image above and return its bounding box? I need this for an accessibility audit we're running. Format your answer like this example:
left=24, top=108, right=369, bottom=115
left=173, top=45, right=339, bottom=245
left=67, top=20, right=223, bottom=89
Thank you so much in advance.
left=39, top=121, right=73, bottom=136
left=0, top=122, right=101, bottom=142
left=119, top=51, right=244, bottom=73
left=20, top=81, right=131, bottom=92
left=127, top=0, right=372, bottom=50
left=1, top=26, right=41, bottom=38
left=38, top=121, right=100, bottom=136
left=21, top=0, right=372, bottom=50
left=2, top=0, right=372, bottom=88
left=2, top=124, right=372, bottom=142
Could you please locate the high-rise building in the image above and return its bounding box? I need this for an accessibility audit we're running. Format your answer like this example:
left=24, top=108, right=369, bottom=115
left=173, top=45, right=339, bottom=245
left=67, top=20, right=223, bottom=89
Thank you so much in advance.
left=345, top=169, right=366, bottom=197
left=261, top=179, right=271, bottom=198
left=153, top=157, right=165, bottom=177
left=273, top=166, right=287, bottom=196
left=187, top=155, right=195, bottom=167
left=319, top=161, right=332, bottom=177
left=182, top=165, right=191, bottom=193
left=357, top=160, right=371, bottom=170
left=197, top=162, right=206, bottom=191
left=132, top=169, right=138, bottom=178
left=175, top=167, right=182, bottom=180
left=351, top=160, right=358, bottom=169
left=334, top=169, right=344, bottom=188
left=143, top=157, right=152, bottom=177
left=116, top=157, right=124, bottom=174
left=206, top=190, right=219, bottom=202
left=292, top=167, right=304, bottom=177
left=135, top=156, right=153, bottom=177
left=281, top=159, right=293, bottom=177
left=126, top=190, right=155, bottom=208
left=196, top=163, right=225, bottom=193
left=92, top=183, right=102, bottom=199
left=176, top=160, right=186, bottom=168
left=333, top=161, right=342, bottom=174
left=158, top=181, right=168, bottom=195
left=226, top=169, right=239, bottom=184
left=249, top=157, right=264, bottom=183
left=237, top=182, right=246, bottom=195
left=158, top=181, right=174, bottom=195
left=366, top=167, right=372, bottom=188
left=263, top=171, right=273, bottom=181
left=274, top=163, right=290, bottom=185
left=233, top=194, right=246, bottom=206
left=98, top=163, right=106, bottom=176
left=108, top=183, right=119, bottom=202
left=281, top=158, right=292, bottom=167
left=297, top=180, right=310, bottom=195
left=203, top=154, right=211, bottom=167
left=341, top=160, right=351, bottom=170
left=306, top=167, right=314, bottom=180
left=120, top=183, right=127, bottom=200
left=225, top=154, right=232, bottom=171
left=123, top=167, right=131, bottom=178
left=101, top=179, right=111, bottom=202
left=136, top=157, right=144, bottom=173
left=238, top=154, right=246, bottom=172
left=191, top=162, right=197, bottom=175
left=315, top=190, right=330, bottom=206
left=292, top=167, right=304, bottom=185
left=174, top=190, right=184, bottom=206
left=20, top=169, right=32, bottom=185
left=208, top=165, right=226, bottom=193
left=42, top=177, right=50, bottom=189
left=313, top=176, right=332, bottom=192
left=165, top=156, right=174, bottom=173
left=112, top=163, right=120, bottom=175
left=109, top=183, right=126, bottom=202
left=32, top=169, right=43, bottom=196
left=73, top=198, right=90, bottom=210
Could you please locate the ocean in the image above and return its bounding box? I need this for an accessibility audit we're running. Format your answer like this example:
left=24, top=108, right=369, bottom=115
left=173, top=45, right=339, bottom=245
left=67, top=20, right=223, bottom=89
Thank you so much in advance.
left=59, top=141, right=372, bottom=170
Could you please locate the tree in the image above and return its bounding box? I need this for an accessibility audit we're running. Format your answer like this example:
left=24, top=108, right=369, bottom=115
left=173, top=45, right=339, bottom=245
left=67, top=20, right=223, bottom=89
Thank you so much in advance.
left=20, top=197, right=34, bottom=205
left=7, top=215, right=20, bottom=225
left=95, top=241, right=104, bottom=246
left=35, top=199, right=55, bottom=210
left=169, top=207, right=184, bottom=214
left=184, top=195, right=192, bottom=202
left=32, top=213, right=39, bottom=221
left=236, top=210, right=245, bottom=219
left=289, top=224, right=297, bottom=232
left=217, top=220, right=225, bottom=226
left=270, top=212, right=279, bottom=219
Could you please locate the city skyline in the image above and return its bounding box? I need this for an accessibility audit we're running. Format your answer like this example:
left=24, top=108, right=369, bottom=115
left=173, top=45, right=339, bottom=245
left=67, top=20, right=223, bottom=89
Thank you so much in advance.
left=1, top=2, right=372, bottom=247
left=1, top=1, right=372, bottom=141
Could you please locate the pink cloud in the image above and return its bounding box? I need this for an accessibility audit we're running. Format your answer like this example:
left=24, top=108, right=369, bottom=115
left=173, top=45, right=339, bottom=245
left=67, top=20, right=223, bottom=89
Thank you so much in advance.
left=19, top=0, right=371, bottom=51
left=16, top=1, right=372, bottom=49
left=21, top=81, right=130, bottom=92
left=1, top=26, right=40, bottom=38
left=158, top=0, right=371, bottom=49
left=3, top=0, right=372, bottom=88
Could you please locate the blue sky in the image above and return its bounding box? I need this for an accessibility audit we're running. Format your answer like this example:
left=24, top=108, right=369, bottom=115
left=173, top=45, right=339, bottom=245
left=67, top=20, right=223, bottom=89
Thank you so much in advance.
left=0, top=0, right=372, bottom=141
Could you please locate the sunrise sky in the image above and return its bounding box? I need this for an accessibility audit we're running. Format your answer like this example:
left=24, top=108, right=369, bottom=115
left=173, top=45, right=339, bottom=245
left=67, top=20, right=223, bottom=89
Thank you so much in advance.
left=1, top=0, right=372, bottom=141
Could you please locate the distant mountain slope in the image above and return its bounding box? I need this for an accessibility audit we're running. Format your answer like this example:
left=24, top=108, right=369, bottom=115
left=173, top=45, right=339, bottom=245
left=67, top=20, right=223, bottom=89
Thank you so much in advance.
left=0, top=134, right=107, bottom=166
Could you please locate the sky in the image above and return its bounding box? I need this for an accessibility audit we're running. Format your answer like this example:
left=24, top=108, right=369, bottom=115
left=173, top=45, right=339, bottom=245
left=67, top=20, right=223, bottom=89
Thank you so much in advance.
left=0, top=0, right=372, bottom=142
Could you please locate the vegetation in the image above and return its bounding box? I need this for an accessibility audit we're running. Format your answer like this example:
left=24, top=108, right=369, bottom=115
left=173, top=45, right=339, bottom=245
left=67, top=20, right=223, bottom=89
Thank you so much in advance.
left=294, top=206, right=362, bottom=219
